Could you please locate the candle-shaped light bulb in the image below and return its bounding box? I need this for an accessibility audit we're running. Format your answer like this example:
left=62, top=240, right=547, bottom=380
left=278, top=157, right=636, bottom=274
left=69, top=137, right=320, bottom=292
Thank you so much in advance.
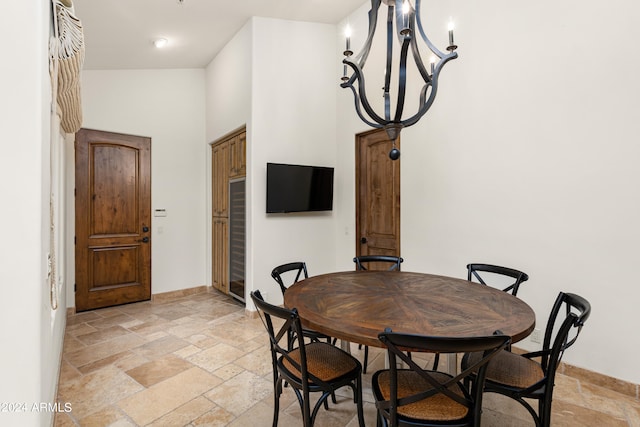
left=430, top=56, right=436, bottom=74
left=448, top=19, right=455, bottom=47
left=402, top=1, right=410, bottom=31
left=402, top=1, right=410, bottom=15
left=345, top=25, right=352, bottom=52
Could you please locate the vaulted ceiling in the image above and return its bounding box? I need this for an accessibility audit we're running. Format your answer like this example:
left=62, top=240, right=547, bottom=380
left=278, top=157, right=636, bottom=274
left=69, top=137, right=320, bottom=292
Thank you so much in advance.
left=72, top=0, right=365, bottom=70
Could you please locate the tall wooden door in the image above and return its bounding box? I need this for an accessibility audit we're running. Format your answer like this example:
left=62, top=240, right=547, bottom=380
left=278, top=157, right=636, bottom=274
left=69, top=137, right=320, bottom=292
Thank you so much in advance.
left=75, top=129, right=151, bottom=312
left=356, top=129, right=400, bottom=269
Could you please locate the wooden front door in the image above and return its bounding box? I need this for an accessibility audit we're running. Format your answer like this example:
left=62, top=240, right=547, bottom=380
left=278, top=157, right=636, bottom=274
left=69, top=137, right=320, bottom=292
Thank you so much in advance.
left=75, top=129, right=151, bottom=311
left=356, top=129, right=400, bottom=269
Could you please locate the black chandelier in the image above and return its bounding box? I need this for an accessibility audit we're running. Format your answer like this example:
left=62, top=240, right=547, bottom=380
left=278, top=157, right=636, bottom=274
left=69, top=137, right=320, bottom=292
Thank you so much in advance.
left=341, top=0, right=458, bottom=160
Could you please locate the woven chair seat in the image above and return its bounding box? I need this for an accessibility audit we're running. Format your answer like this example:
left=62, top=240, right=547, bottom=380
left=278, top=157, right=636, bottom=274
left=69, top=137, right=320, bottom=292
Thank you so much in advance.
left=466, top=349, right=545, bottom=389
left=375, top=370, right=468, bottom=421
left=283, top=342, right=359, bottom=382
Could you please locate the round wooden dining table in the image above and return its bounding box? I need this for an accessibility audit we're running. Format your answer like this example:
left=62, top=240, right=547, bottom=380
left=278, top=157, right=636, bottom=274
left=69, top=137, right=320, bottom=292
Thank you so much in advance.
left=284, top=270, right=536, bottom=349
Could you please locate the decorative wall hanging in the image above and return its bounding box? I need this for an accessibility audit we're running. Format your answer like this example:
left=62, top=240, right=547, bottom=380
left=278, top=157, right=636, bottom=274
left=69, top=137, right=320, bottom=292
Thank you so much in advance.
left=50, top=0, right=84, bottom=134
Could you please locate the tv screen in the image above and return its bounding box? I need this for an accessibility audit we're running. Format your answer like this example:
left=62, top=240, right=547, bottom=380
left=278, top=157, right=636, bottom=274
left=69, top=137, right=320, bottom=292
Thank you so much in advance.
left=266, top=163, right=334, bottom=213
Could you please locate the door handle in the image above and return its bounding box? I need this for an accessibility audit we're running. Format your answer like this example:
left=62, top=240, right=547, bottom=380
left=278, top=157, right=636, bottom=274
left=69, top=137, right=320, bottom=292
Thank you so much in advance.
left=142, top=226, right=149, bottom=233
left=361, top=237, right=368, bottom=244
left=140, top=237, right=149, bottom=243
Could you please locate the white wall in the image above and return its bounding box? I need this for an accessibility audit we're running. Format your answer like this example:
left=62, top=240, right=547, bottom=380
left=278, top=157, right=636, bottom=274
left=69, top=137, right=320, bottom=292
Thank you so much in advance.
left=0, top=1, right=66, bottom=426
left=250, top=18, right=338, bottom=304
left=76, top=69, right=207, bottom=302
left=205, top=22, right=252, bottom=141
left=205, top=18, right=339, bottom=305
left=337, top=0, right=640, bottom=384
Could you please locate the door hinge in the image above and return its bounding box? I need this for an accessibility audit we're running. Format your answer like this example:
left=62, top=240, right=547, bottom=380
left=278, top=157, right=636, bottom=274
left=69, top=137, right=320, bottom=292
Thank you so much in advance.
left=74, top=236, right=76, bottom=245
left=74, top=283, right=77, bottom=292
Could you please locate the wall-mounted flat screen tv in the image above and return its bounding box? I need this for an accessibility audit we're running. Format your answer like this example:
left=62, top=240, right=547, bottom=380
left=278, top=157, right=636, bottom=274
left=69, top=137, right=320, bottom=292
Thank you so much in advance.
left=266, top=163, right=334, bottom=213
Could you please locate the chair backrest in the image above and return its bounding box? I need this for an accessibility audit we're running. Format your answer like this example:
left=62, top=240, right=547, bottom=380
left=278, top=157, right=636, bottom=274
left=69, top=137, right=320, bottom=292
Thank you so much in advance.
left=250, top=290, right=313, bottom=385
left=466, top=263, right=529, bottom=296
left=538, top=292, right=591, bottom=377
left=271, top=262, right=309, bottom=296
left=377, top=330, right=510, bottom=426
left=354, top=255, right=403, bottom=271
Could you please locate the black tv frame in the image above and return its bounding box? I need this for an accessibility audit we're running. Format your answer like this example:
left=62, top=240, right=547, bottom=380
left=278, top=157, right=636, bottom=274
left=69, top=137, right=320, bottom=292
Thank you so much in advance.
left=266, top=162, right=334, bottom=213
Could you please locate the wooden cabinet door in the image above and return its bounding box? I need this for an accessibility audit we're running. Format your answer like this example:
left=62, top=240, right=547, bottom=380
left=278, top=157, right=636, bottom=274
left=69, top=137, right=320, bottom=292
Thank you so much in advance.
left=212, top=217, right=228, bottom=293
left=212, top=141, right=229, bottom=216
left=229, top=132, right=246, bottom=178
left=211, top=129, right=245, bottom=295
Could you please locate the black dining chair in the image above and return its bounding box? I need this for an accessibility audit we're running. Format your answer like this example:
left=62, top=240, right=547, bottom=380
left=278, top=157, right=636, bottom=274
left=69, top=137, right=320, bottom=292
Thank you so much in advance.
left=250, top=290, right=366, bottom=427
left=354, top=255, right=404, bottom=271
left=272, top=261, right=309, bottom=296
left=271, top=262, right=336, bottom=349
left=373, top=329, right=510, bottom=427
left=427, top=262, right=529, bottom=372
left=461, top=291, right=591, bottom=427
left=466, top=263, right=529, bottom=297
left=353, top=255, right=404, bottom=373
left=458, top=263, right=529, bottom=363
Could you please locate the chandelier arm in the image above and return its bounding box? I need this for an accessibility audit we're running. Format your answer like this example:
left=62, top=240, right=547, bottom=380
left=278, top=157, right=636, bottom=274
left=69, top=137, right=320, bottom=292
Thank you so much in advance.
left=383, top=5, right=394, bottom=121
left=384, top=92, right=391, bottom=123
left=393, top=0, right=405, bottom=44
left=414, top=0, right=448, bottom=59
left=345, top=84, right=384, bottom=129
left=393, top=36, right=411, bottom=122
left=351, top=0, right=382, bottom=72
left=409, top=26, right=432, bottom=85
left=399, top=49, right=457, bottom=129
left=393, top=0, right=431, bottom=85
left=418, top=83, right=429, bottom=108
left=342, top=59, right=388, bottom=126
left=432, top=51, right=458, bottom=77
left=397, top=84, right=436, bottom=128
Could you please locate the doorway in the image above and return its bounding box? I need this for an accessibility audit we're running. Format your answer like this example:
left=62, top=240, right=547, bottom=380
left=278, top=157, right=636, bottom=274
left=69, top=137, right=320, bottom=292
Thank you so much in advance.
left=355, top=129, right=401, bottom=267
left=75, top=129, right=152, bottom=311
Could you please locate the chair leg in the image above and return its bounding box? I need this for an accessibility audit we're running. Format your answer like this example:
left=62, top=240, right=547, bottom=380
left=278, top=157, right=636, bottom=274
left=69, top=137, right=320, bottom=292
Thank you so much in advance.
left=355, top=375, right=366, bottom=427
left=302, top=389, right=312, bottom=427
left=431, top=352, right=440, bottom=370
left=273, top=379, right=282, bottom=427
left=321, top=392, right=337, bottom=409
left=363, top=346, right=369, bottom=374
left=539, top=396, right=552, bottom=427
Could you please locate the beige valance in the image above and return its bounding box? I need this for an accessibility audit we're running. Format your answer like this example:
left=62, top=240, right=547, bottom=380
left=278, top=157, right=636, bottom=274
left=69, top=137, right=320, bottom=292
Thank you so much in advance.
left=50, top=0, right=84, bottom=134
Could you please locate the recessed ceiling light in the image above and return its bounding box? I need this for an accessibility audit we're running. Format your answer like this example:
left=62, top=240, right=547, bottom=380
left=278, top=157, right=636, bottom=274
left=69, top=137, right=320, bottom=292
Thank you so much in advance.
left=154, top=38, right=168, bottom=48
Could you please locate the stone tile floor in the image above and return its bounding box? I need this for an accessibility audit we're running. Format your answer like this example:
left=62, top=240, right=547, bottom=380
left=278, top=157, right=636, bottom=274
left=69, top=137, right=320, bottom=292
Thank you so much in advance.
left=54, top=289, right=639, bottom=426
